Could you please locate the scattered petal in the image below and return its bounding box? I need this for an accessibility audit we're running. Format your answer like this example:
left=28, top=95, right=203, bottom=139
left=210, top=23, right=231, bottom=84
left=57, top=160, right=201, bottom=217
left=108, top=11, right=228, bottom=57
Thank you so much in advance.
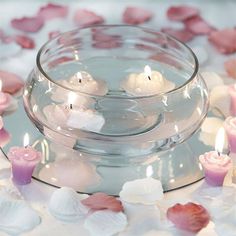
left=48, top=30, right=61, bottom=40
left=119, top=178, right=163, bottom=205
left=161, top=27, right=194, bottom=42
left=0, top=42, right=21, bottom=59
left=184, top=16, right=215, bottom=35
left=14, top=35, right=35, bottom=49
left=0, top=197, right=41, bottom=235
left=0, top=70, right=24, bottom=95
left=167, top=202, right=210, bottom=233
left=11, top=16, right=44, bottom=33
left=0, top=128, right=10, bottom=147
left=123, top=7, right=153, bottom=25
left=49, top=187, right=89, bottom=222
left=224, top=58, right=236, bottom=79
left=82, top=193, right=123, bottom=212
left=200, top=71, right=224, bottom=91
left=167, top=5, right=199, bottom=21
left=84, top=210, right=127, bottom=236
left=37, top=3, right=68, bottom=21
left=208, top=28, right=236, bottom=54
left=73, top=9, right=104, bottom=27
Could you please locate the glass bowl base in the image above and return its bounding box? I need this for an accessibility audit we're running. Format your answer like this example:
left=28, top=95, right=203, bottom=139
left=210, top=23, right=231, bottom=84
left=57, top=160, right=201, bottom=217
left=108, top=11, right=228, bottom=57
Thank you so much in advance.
left=2, top=100, right=210, bottom=195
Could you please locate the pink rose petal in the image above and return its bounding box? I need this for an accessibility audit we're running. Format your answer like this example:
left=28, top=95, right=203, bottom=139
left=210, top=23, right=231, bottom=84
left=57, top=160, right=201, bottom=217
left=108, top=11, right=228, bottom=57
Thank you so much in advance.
left=81, top=192, right=124, bottom=212
left=208, top=28, right=236, bottom=54
left=184, top=16, right=215, bottom=35
left=48, top=30, right=61, bottom=40
left=167, top=202, right=210, bottom=233
left=0, top=128, right=11, bottom=148
left=14, top=35, right=35, bottom=49
left=37, top=3, right=68, bottom=21
left=0, top=70, right=24, bottom=95
left=11, top=16, right=44, bottom=33
left=74, top=9, right=104, bottom=27
left=161, top=27, right=194, bottom=42
left=224, top=58, right=236, bottom=79
left=123, top=7, right=153, bottom=25
left=167, top=5, right=199, bottom=21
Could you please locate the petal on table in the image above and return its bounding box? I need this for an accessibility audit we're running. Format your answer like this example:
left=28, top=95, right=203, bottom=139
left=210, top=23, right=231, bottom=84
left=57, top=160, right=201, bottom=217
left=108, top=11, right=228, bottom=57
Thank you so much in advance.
left=167, top=5, right=199, bottom=21
left=184, top=16, right=215, bottom=35
left=161, top=27, right=194, bottom=42
left=0, top=128, right=11, bottom=148
left=224, top=58, right=236, bottom=79
left=208, top=28, right=236, bottom=54
left=11, top=16, right=44, bottom=33
left=37, top=3, right=68, bottom=21
left=123, top=7, right=153, bottom=25
left=0, top=70, right=24, bottom=95
left=14, top=35, right=35, bottom=49
left=73, top=9, right=104, bottom=27
left=167, top=202, right=210, bottom=233
left=81, top=192, right=124, bottom=212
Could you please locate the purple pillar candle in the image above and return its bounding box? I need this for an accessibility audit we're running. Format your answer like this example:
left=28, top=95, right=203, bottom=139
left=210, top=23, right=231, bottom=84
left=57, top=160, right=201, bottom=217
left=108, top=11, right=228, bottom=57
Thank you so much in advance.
left=199, top=151, right=232, bottom=186
left=8, top=134, right=41, bottom=185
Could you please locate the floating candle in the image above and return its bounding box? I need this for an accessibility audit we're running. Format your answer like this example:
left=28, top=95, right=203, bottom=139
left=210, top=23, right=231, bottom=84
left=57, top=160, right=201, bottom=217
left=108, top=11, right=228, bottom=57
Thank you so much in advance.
left=119, top=165, right=164, bottom=205
left=8, top=133, right=42, bottom=185
left=121, top=65, right=175, bottom=96
left=199, top=128, right=232, bottom=186
left=66, top=92, right=105, bottom=132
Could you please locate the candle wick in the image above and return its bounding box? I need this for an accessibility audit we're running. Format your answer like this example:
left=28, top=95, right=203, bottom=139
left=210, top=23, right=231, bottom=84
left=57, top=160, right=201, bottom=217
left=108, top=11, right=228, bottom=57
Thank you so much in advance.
left=217, top=151, right=221, bottom=156
left=148, top=76, right=151, bottom=81
left=79, top=79, right=82, bottom=83
left=70, top=104, right=73, bottom=109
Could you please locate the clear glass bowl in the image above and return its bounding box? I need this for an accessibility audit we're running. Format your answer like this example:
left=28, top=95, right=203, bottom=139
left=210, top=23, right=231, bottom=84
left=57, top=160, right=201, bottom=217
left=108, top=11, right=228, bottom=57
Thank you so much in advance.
left=23, top=25, right=209, bottom=160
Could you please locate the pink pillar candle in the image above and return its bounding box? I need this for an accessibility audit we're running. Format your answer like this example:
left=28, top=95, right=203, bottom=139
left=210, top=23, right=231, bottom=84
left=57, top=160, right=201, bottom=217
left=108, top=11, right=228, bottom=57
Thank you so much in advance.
left=199, top=151, right=232, bottom=186
left=224, top=116, right=236, bottom=153
left=229, top=85, right=236, bottom=116
left=8, top=146, right=42, bottom=185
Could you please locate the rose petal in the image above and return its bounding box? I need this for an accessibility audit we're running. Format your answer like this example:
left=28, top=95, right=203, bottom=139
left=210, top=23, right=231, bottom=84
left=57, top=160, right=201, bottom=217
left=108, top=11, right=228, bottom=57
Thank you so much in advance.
left=73, top=9, right=104, bottom=27
left=224, top=58, right=236, bottom=79
left=0, top=70, right=24, bottom=95
left=13, top=35, right=35, bottom=49
left=167, top=202, right=210, bottom=233
left=167, top=5, right=199, bottom=21
left=37, top=3, right=68, bottom=21
left=81, top=193, right=123, bottom=212
left=0, top=128, right=11, bottom=147
left=48, top=31, right=61, bottom=40
left=184, top=16, right=215, bottom=35
left=48, top=56, right=73, bottom=68
left=11, top=16, right=44, bottom=33
left=123, top=7, right=153, bottom=25
left=161, top=27, right=194, bottom=42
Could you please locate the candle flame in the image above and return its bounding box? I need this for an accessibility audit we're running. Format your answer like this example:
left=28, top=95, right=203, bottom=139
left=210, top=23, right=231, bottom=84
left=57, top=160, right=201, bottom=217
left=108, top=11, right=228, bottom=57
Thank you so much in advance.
left=215, top=127, right=225, bottom=154
left=144, top=65, right=152, bottom=80
left=23, top=133, right=30, bottom=147
left=68, top=92, right=77, bottom=106
left=146, top=165, right=154, bottom=178
left=0, top=80, right=2, bottom=92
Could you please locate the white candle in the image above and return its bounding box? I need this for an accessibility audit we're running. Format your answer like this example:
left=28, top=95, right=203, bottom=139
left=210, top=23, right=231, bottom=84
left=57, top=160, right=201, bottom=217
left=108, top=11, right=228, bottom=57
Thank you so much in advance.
left=66, top=92, right=105, bottom=133
left=119, top=165, right=164, bottom=205
left=121, top=65, right=175, bottom=96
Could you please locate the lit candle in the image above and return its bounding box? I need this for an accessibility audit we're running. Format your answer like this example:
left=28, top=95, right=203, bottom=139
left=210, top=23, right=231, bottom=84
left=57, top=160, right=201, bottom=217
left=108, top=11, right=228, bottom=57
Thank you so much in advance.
left=121, top=65, right=175, bottom=96
left=66, top=92, right=105, bottom=133
left=119, top=165, right=164, bottom=205
left=0, top=80, right=14, bottom=115
left=8, top=133, right=42, bottom=185
left=199, top=128, right=232, bottom=186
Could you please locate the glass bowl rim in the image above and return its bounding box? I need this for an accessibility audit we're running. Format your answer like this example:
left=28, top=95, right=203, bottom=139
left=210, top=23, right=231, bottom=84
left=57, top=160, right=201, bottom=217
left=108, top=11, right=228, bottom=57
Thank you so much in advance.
left=36, top=24, right=199, bottom=100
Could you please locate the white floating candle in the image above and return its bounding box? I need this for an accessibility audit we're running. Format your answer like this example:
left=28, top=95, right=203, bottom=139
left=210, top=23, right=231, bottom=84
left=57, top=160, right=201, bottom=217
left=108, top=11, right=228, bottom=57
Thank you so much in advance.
left=121, top=65, right=175, bottom=96
left=199, top=128, right=232, bottom=186
left=119, top=165, right=164, bottom=205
